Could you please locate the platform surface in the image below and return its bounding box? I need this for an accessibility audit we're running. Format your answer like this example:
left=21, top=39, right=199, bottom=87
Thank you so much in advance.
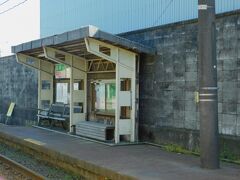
left=0, top=125, right=239, bottom=180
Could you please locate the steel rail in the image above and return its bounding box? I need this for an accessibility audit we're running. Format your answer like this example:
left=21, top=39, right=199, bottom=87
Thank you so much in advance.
left=0, top=154, right=45, bottom=180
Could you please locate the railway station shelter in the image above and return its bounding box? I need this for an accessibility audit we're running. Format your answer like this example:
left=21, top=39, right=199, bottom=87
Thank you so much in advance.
left=12, top=26, right=155, bottom=143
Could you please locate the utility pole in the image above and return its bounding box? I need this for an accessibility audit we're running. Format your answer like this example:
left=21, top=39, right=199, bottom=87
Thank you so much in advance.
left=198, top=0, right=219, bottom=169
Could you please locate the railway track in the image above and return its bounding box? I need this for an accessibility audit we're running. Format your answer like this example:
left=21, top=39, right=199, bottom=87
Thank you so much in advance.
left=0, top=154, right=45, bottom=180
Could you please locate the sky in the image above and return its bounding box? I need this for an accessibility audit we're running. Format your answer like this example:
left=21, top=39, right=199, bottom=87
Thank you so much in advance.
left=0, top=0, right=40, bottom=57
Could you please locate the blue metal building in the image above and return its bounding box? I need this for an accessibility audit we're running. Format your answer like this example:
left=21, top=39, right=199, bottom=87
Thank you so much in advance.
left=40, top=0, right=240, bottom=37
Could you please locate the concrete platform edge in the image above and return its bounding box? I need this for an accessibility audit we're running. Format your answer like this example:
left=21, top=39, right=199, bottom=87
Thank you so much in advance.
left=0, top=131, right=136, bottom=180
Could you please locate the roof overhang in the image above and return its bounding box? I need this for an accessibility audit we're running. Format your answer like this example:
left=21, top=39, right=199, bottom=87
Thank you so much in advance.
left=12, top=26, right=156, bottom=75
left=12, top=25, right=156, bottom=56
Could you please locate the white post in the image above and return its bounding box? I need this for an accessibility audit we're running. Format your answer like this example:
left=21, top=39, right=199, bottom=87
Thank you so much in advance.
left=84, top=60, right=87, bottom=120
left=131, top=57, right=136, bottom=142
left=37, top=61, right=41, bottom=125
left=69, top=57, right=73, bottom=132
left=115, top=49, right=120, bottom=143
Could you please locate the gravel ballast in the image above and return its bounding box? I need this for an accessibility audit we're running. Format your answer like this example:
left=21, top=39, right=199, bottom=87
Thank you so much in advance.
left=0, top=143, right=84, bottom=180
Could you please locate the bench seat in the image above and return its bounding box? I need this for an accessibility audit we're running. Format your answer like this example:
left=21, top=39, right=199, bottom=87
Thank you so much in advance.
left=37, top=103, right=69, bottom=130
left=37, top=110, right=49, bottom=119
left=76, top=121, right=114, bottom=141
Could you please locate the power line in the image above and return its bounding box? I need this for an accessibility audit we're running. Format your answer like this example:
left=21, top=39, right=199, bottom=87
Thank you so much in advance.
left=0, top=0, right=11, bottom=6
left=152, top=0, right=174, bottom=26
left=0, top=0, right=28, bottom=15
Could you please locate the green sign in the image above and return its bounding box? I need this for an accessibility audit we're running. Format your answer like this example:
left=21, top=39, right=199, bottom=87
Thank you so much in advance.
left=55, top=64, right=70, bottom=79
left=55, top=64, right=66, bottom=71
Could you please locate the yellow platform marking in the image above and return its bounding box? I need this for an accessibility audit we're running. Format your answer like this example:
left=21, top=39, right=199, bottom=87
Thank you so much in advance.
left=24, top=138, right=46, bottom=146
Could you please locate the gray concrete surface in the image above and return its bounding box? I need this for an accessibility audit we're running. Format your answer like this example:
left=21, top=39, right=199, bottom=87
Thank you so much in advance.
left=0, top=125, right=239, bottom=180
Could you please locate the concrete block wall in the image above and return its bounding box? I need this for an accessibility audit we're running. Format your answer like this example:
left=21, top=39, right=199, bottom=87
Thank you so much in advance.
left=0, top=56, right=38, bottom=125
left=216, top=15, right=240, bottom=136
left=121, top=10, right=240, bottom=141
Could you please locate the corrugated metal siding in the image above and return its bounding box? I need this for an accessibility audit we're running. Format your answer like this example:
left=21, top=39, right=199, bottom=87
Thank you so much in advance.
left=40, top=0, right=240, bottom=37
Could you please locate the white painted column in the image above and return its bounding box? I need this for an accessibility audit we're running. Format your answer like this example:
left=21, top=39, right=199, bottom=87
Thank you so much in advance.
left=69, top=57, right=73, bottom=132
left=37, top=61, right=41, bottom=124
left=115, top=49, right=120, bottom=143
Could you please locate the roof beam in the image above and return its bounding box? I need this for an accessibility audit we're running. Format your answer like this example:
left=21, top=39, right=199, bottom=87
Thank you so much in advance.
left=16, top=53, right=54, bottom=75
left=43, top=46, right=87, bottom=73
left=85, top=37, right=134, bottom=71
left=85, top=37, right=118, bottom=64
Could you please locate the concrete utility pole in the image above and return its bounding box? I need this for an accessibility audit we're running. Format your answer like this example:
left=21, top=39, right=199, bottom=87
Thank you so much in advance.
left=198, top=0, right=219, bottom=169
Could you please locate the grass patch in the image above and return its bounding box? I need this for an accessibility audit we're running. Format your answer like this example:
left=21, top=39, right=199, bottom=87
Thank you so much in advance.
left=161, top=143, right=240, bottom=165
left=162, top=144, right=199, bottom=156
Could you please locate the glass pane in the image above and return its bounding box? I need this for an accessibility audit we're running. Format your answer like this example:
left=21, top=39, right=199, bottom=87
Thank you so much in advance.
left=95, top=82, right=116, bottom=113
left=106, top=83, right=116, bottom=111
left=56, top=83, right=69, bottom=104
left=42, top=80, right=51, bottom=90
left=95, top=83, right=105, bottom=111
left=74, top=79, right=84, bottom=90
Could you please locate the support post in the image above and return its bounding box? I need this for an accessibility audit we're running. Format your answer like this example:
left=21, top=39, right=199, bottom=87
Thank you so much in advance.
left=198, top=0, right=219, bottom=169
left=69, top=57, right=73, bottom=133
left=115, top=49, right=120, bottom=144
left=37, top=60, right=41, bottom=125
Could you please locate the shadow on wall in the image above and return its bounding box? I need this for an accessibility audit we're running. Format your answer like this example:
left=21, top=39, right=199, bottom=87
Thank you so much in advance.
left=0, top=55, right=38, bottom=126
left=0, top=103, right=38, bottom=126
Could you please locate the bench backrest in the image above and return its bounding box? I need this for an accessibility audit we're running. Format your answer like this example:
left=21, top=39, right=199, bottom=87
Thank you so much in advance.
left=49, top=103, right=65, bottom=115
left=63, top=105, right=70, bottom=118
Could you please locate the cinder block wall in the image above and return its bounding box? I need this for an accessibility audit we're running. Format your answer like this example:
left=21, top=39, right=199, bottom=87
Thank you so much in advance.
left=121, top=10, right=240, bottom=151
left=0, top=55, right=38, bottom=125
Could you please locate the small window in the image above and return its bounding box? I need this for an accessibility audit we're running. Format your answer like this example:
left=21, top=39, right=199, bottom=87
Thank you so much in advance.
left=55, top=52, right=66, bottom=61
left=74, top=80, right=84, bottom=90
left=73, top=102, right=83, bottom=113
left=42, top=80, right=51, bottom=90
left=120, top=106, right=131, bottom=119
left=120, top=78, right=131, bottom=91
left=99, top=45, right=111, bottom=56
left=41, top=100, right=50, bottom=109
left=26, top=58, right=35, bottom=65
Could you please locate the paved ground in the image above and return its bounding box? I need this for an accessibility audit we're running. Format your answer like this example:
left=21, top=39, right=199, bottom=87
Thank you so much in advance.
left=0, top=125, right=239, bottom=180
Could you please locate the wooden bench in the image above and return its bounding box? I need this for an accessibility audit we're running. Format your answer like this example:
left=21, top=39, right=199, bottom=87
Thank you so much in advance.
left=37, top=103, right=70, bottom=130
left=76, top=121, right=114, bottom=141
